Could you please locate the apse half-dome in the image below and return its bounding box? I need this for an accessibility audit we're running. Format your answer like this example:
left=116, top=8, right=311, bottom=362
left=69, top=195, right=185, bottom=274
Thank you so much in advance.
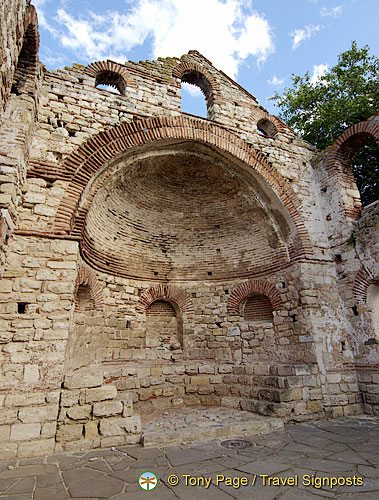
left=80, top=141, right=295, bottom=280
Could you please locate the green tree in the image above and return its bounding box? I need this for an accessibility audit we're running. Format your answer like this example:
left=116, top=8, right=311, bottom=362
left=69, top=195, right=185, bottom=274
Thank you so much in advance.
left=269, top=42, right=379, bottom=206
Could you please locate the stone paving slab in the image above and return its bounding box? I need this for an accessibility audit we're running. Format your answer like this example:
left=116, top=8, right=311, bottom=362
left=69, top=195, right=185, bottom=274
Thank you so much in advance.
left=0, top=416, right=378, bottom=499
left=142, top=407, right=284, bottom=447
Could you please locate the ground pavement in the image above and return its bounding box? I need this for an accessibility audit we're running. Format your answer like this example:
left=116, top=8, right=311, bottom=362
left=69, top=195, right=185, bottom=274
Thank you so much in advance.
left=0, top=415, right=378, bottom=499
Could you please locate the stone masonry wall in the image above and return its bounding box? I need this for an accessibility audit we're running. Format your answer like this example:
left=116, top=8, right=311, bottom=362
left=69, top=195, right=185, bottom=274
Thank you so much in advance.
left=0, top=2, right=377, bottom=458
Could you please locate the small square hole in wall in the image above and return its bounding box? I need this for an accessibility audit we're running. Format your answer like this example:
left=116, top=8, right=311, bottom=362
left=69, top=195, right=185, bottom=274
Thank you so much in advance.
left=224, top=289, right=229, bottom=294
left=154, top=271, right=158, bottom=276
left=335, top=254, right=342, bottom=264
left=126, top=320, right=131, bottom=328
left=192, top=292, right=196, bottom=298
left=208, top=271, right=213, bottom=276
left=18, top=302, right=28, bottom=314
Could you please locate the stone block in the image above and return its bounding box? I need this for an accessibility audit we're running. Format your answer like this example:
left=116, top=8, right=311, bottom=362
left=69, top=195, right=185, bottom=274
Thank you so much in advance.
left=41, top=421, right=57, bottom=438
left=0, top=280, right=13, bottom=292
left=150, top=366, right=162, bottom=376
left=85, top=384, right=117, bottom=403
left=67, top=405, right=92, bottom=420
left=85, top=421, right=99, bottom=439
left=0, top=409, right=18, bottom=425
left=24, top=192, right=46, bottom=204
left=36, top=269, right=58, bottom=280
left=93, top=400, right=123, bottom=417
left=307, top=400, right=321, bottom=413
left=18, top=404, right=58, bottom=423
left=327, top=373, right=342, bottom=384
left=0, top=424, right=10, bottom=441
left=1, top=443, right=18, bottom=459
left=227, top=326, right=240, bottom=336
left=122, top=415, right=142, bottom=434
left=190, top=375, right=210, bottom=385
left=10, top=423, right=41, bottom=441
left=64, top=373, right=103, bottom=389
left=100, top=435, right=126, bottom=447
left=47, top=282, right=74, bottom=293
left=5, top=393, right=45, bottom=407
left=198, top=364, right=215, bottom=374
left=56, top=423, right=83, bottom=442
left=23, top=365, right=39, bottom=383
left=99, top=419, right=122, bottom=437
left=61, top=389, right=80, bottom=406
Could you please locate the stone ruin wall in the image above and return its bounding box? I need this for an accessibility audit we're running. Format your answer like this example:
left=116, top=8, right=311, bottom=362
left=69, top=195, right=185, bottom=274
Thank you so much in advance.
left=0, top=1, right=378, bottom=458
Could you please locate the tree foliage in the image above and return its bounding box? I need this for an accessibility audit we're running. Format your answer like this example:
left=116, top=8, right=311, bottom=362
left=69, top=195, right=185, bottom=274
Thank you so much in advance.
left=269, top=42, right=379, bottom=205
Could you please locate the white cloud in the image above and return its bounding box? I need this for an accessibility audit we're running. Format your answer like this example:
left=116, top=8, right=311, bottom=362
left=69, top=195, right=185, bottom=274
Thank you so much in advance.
left=267, top=75, right=284, bottom=86
left=33, top=0, right=59, bottom=37
left=36, top=0, right=275, bottom=79
left=320, top=6, right=343, bottom=17
left=181, top=82, right=203, bottom=97
left=310, top=63, right=328, bottom=84
left=291, top=24, right=321, bottom=49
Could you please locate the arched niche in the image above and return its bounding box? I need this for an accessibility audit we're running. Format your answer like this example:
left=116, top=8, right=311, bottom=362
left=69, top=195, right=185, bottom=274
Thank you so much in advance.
left=146, top=299, right=183, bottom=354
left=243, top=294, right=274, bottom=323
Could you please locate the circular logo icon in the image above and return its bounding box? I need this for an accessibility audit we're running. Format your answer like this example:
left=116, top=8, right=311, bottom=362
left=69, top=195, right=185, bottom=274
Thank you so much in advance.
left=139, top=471, right=158, bottom=491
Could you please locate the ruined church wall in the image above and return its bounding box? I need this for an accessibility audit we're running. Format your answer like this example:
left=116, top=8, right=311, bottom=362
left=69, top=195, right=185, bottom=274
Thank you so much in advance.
left=0, top=0, right=29, bottom=115
left=0, top=3, right=376, bottom=457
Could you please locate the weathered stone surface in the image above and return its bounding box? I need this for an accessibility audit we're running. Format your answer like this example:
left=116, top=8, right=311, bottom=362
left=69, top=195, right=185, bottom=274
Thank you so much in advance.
left=93, top=400, right=123, bottom=417
left=85, top=385, right=117, bottom=403
left=10, top=423, right=41, bottom=441
left=66, top=405, right=91, bottom=421
left=55, top=424, right=83, bottom=442
left=64, top=373, right=103, bottom=390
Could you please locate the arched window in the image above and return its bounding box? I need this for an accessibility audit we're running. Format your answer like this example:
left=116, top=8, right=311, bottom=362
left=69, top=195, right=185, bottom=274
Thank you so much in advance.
left=181, top=81, right=207, bottom=118
left=257, top=118, right=278, bottom=139
left=243, top=294, right=274, bottom=322
left=95, top=70, right=125, bottom=95
left=340, top=135, right=378, bottom=206
left=180, top=70, right=214, bottom=119
left=146, top=299, right=182, bottom=350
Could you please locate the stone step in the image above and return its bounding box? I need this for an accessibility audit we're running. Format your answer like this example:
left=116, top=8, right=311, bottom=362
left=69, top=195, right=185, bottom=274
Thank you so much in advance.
left=141, top=407, right=284, bottom=447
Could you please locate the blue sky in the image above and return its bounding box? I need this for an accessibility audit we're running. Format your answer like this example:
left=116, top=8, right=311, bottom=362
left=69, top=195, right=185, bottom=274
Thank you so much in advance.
left=33, top=0, right=379, bottom=117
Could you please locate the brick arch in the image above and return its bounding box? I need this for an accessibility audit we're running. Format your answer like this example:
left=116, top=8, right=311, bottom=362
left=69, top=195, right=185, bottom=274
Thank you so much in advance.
left=327, top=119, right=379, bottom=172
left=334, top=118, right=379, bottom=149
left=74, top=261, right=104, bottom=311
left=227, top=279, right=282, bottom=315
left=172, top=61, right=220, bottom=108
left=324, top=117, right=379, bottom=218
left=52, top=115, right=311, bottom=255
left=254, top=108, right=289, bottom=137
left=136, top=284, right=194, bottom=315
left=353, top=267, right=377, bottom=305
left=85, top=60, right=137, bottom=94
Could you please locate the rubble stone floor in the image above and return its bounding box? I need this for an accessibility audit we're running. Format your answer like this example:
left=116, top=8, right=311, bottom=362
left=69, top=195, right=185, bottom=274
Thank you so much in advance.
left=0, top=415, right=378, bottom=500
